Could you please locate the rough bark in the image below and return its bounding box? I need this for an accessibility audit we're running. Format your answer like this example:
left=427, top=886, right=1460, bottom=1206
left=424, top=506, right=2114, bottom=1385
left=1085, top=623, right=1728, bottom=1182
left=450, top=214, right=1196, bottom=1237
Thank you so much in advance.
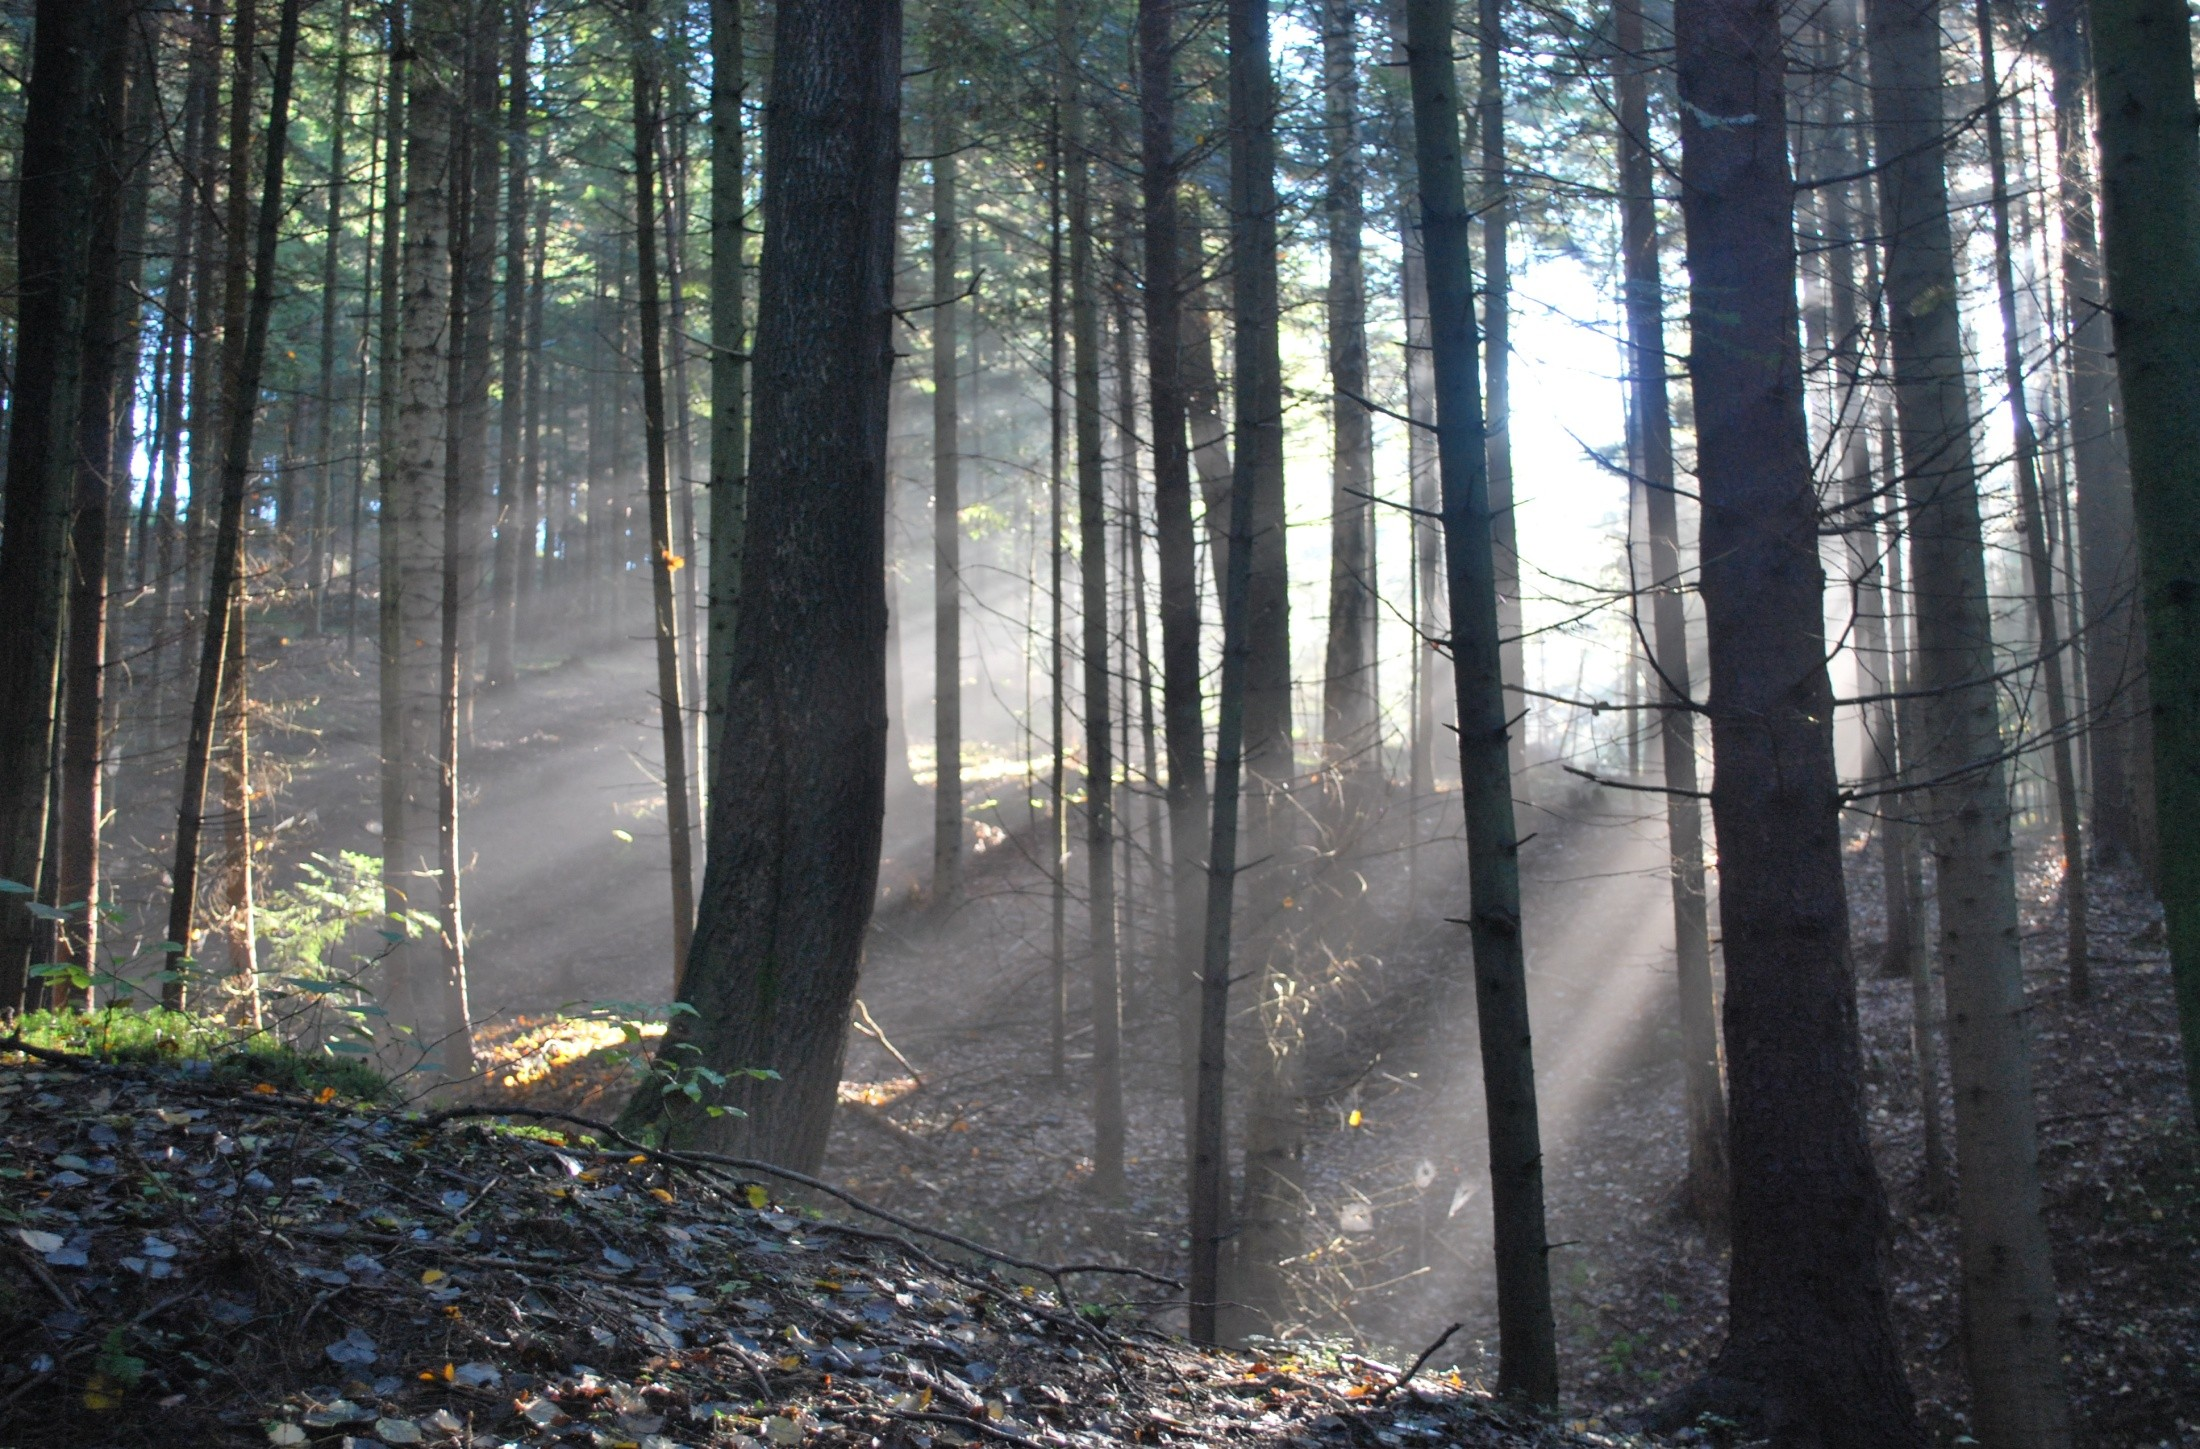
left=1402, top=0, right=1558, bottom=1403
left=2085, top=0, right=2200, bottom=1117
left=388, top=0, right=453, bottom=1031
left=54, top=5, right=143, bottom=998
left=1614, top=0, right=1726, bottom=1229
left=1666, top=0, right=1920, bottom=1435
left=624, top=0, right=902, bottom=1170
left=0, top=0, right=105, bottom=1005
left=1868, top=0, right=2072, bottom=1433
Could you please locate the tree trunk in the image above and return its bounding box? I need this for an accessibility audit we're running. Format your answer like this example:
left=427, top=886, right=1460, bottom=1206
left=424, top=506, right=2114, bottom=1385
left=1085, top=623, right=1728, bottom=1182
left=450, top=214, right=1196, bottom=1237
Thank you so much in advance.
left=516, top=195, right=546, bottom=637
left=1666, top=0, right=1920, bottom=1434
left=2044, top=0, right=2146, bottom=875
left=375, top=0, right=410, bottom=995
left=53, top=5, right=144, bottom=1003
left=2085, top=0, right=2200, bottom=1117
left=1228, top=0, right=1307, bottom=1337
left=622, top=0, right=902, bottom=1170
left=486, top=0, right=530, bottom=689
left=217, top=598, right=260, bottom=1023
left=0, top=0, right=108, bottom=1005
left=388, top=0, right=453, bottom=1033
left=706, top=0, right=747, bottom=789
left=1614, top=0, right=1727, bottom=1230
left=633, top=7, right=698, bottom=993
left=931, top=58, right=963, bottom=909
left=1402, top=215, right=1442, bottom=897
left=448, top=0, right=500, bottom=711
left=1868, top=0, right=2072, bottom=1433
left=1137, top=0, right=1212, bottom=1136
left=1321, top=0, right=1376, bottom=804
left=311, top=0, right=353, bottom=632
left=1402, top=0, right=1558, bottom=1403
left=1478, top=0, right=1525, bottom=789
left=1978, top=1, right=2091, bottom=1000
left=1062, top=45, right=1127, bottom=1198
left=165, top=0, right=306, bottom=1010
left=1048, top=102, right=1069, bottom=1083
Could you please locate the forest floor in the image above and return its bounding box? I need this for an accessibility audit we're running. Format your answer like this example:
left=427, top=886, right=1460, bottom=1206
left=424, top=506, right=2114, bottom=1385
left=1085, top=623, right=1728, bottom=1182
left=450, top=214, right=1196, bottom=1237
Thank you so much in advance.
left=80, top=615, right=2200, bottom=1446
left=0, top=1045, right=1647, bottom=1448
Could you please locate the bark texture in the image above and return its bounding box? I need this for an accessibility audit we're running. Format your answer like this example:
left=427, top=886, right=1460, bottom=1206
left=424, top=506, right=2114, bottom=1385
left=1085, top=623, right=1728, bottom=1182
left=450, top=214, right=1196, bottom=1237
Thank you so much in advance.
left=2085, top=0, right=2200, bottom=1117
left=628, top=0, right=902, bottom=1171
left=1670, top=0, right=1920, bottom=1435
left=1869, top=0, right=2071, bottom=1433
left=1403, top=0, right=1558, bottom=1404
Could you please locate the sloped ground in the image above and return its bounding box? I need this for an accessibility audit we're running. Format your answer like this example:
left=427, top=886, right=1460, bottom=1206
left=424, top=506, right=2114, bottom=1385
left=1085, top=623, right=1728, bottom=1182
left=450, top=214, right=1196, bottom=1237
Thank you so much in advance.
left=0, top=1048, right=1657, bottom=1449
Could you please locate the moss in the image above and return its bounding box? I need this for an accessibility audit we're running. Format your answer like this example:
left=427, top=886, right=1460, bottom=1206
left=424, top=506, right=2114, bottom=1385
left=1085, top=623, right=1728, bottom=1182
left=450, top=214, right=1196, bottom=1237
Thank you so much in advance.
left=12, top=1007, right=391, bottom=1103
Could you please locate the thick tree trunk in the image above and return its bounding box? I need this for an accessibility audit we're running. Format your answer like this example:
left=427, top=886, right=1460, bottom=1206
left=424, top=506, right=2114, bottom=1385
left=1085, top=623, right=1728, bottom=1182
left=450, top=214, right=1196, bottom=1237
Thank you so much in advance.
left=1402, top=0, right=1558, bottom=1403
left=388, top=0, right=453, bottom=1032
left=623, top=0, right=902, bottom=1170
left=0, top=0, right=108, bottom=1006
left=2085, top=0, right=2200, bottom=1117
left=1613, top=0, right=1726, bottom=1229
left=1868, top=0, right=2072, bottom=1434
left=1666, top=0, right=1920, bottom=1435
left=165, top=0, right=306, bottom=1010
left=633, top=13, right=699, bottom=993
left=1979, top=2, right=2091, bottom=1001
left=931, top=62, right=963, bottom=909
left=1321, top=0, right=1376, bottom=803
left=54, top=6, right=143, bottom=1000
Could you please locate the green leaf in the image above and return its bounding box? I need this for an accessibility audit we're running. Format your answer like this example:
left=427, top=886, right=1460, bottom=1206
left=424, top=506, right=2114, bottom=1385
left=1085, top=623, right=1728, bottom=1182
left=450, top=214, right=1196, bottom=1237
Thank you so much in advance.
left=0, top=879, right=32, bottom=894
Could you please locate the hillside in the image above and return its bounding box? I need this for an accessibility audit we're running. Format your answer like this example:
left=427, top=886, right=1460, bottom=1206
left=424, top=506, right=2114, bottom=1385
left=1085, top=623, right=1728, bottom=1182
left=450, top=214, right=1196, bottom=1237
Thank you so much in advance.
left=0, top=1047, right=1653, bottom=1449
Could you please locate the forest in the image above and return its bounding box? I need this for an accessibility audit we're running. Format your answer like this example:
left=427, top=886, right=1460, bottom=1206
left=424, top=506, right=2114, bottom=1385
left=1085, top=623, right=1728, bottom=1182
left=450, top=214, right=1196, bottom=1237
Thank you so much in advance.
left=0, top=0, right=2196, bottom=1443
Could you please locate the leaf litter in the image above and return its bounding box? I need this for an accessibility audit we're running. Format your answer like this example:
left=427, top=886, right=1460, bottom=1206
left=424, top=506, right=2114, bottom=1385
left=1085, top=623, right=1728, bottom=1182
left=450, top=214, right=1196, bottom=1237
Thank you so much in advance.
left=0, top=1047, right=1659, bottom=1447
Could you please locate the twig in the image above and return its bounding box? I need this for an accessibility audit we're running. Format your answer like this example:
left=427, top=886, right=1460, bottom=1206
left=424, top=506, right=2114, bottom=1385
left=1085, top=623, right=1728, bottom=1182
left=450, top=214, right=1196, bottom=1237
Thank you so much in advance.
left=891, top=1409, right=1042, bottom=1445
left=1561, top=764, right=1709, bottom=800
left=417, top=1103, right=1181, bottom=1289
left=852, top=999, right=924, bottom=1086
left=1372, top=1322, right=1461, bottom=1405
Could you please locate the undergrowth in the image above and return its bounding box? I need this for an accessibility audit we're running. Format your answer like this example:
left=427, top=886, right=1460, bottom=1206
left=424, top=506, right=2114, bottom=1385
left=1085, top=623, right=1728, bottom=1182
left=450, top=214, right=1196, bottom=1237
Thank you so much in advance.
left=12, top=1006, right=390, bottom=1102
